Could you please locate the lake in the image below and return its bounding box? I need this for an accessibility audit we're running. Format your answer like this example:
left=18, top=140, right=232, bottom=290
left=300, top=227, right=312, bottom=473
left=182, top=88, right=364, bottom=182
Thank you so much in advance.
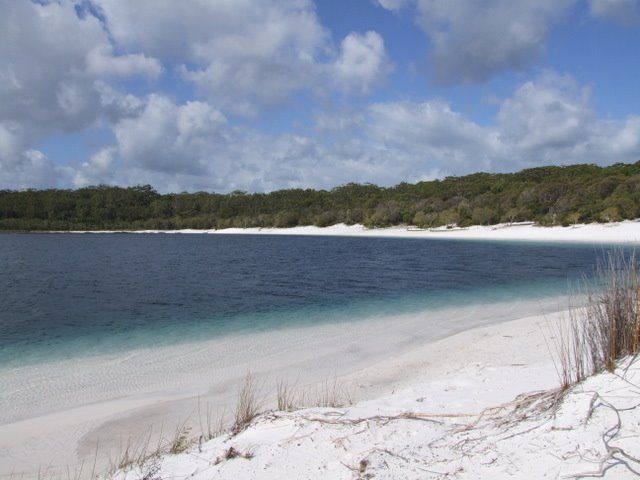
left=0, top=233, right=621, bottom=368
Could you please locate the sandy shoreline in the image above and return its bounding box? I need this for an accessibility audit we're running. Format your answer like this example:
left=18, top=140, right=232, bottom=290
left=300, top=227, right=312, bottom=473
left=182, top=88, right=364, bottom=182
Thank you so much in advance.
left=0, top=296, right=569, bottom=477
left=124, top=331, right=639, bottom=480
left=59, top=219, right=640, bottom=244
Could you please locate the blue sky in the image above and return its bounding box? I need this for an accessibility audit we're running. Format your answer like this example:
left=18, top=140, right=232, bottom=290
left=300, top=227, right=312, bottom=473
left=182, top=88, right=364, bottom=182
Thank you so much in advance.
left=1, top=0, right=640, bottom=193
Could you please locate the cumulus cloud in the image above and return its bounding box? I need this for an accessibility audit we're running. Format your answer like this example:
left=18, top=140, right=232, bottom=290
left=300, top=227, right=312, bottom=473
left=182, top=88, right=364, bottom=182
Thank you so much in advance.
left=93, top=0, right=390, bottom=114
left=493, top=72, right=640, bottom=167
left=3, top=1, right=638, bottom=194
left=85, top=45, right=162, bottom=79
left=589, top=0, right=640, bottom=25
left=367, top=101, right=489, bottom=149
left=319, top=100, right=497, bottom=177
left=412, top=0, right=576, bottom=83
left=94, top=0, right=329, bottom=114
left=7, top=69, right=638, bottom=193
left=0, top=123, right=22, bottom=167
left=372, top=0, right=577, bottom=83
left=312, top=71, right=640, bottom=182
left=69, top=146, right=117, bottom=188
left=95, top=81, right=146, bottom=122
left=0, top=0, right=103, bottom=164
left=100, top=94, right=341, bottom=192
left=0, top=0, right=394, bottom=191
left=497, top=72, right=594, bottom=154
left=0, top=150, right=61, bottom=190
left=0, top=0, right=163, bottom=187
left=92, top=71, right=636, bottom=192
left=331, top=31, right=393, bottom=94
left=372, top=0, right=412, bottom=12
left=113, top=95, right=227, bottom=176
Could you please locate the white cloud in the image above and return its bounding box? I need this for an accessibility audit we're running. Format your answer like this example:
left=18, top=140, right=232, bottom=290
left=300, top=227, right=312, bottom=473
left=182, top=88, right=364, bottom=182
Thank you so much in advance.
left=70, top=147, right=117, bottom=188
left=86, top=45, right=162, bottom=79
left=94, top=0, right=329, bottom=114
left=311, top=71, right=640, bottom=181
left=492, top=72, right=640, bottom=167
left=366, top=101, right=489, bottom=150
left=405, top=0, right=577, bottom=83
left=0, top=0, right=163, bottom=185
left=0, top=149, right=61, bottom=190
left=94, top=0, right=390, bottom=114
left=0, top=0, right=395, bottom=192
left=9, top=70, right=638, bottom=194
left=607, top=116, right=640, bottom=154
left=497, top=72, right=594, bottom=154
left=94, top=0, right=327, bottom=63
left=357, top=100, right=501, bottom=175
left=0, top=0, right=103, bottom=165
left=113, top=95, right=227, bottom=176
left=372, top=0, right=412, bottom=12
left=0, top=123, right=22, bottom=167
left=100, top=95, right=492, bottom=191
left=589, top=0, right=640, bottom=25
left=95, top=81, right=146, bottom=122
left=331, top=32, right=393, bottom=94
left=2, top=1, right=638, bottom=194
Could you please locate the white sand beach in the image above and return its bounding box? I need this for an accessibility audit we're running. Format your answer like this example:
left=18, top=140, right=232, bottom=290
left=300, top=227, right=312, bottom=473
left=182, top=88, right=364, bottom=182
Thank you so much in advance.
left=114, top=345, right=640, bottom=480
left=145, top=219, right=640, bottom=243
left=2, top=222, right=640, bottom=479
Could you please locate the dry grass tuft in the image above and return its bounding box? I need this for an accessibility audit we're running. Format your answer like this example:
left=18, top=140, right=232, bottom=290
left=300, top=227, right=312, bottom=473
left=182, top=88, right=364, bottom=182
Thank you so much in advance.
left=551, top=250, right=640, bottom=388
left=276, top=380, right=299, bottom=412
left=232, top=372, right=261, bottom=434
left=314, top=379, right=350, bottom=408
left=168, top=423, right=193, bottom=455
left=107, top=427, right=156, bottom=474
left=104, top=420, right=193, bottom=477
left=197, top=397, right=227, bottom=442
left=276, top=378, right=352, bottom=411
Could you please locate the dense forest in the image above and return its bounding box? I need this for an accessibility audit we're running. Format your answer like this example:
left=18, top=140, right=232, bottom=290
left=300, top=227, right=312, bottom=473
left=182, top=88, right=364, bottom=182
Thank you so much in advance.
left=1, top=162, right=640, bottom=231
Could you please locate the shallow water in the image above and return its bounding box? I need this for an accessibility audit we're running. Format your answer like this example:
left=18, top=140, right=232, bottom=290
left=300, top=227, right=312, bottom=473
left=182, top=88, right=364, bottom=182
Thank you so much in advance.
left=0, top=294, right=566, bottom=426
left=0, top=233, right=625, bottom=367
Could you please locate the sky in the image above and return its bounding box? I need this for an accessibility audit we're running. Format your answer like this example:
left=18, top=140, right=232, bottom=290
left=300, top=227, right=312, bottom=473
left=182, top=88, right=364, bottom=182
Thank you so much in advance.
left=1, top=0, right=640, bottom=193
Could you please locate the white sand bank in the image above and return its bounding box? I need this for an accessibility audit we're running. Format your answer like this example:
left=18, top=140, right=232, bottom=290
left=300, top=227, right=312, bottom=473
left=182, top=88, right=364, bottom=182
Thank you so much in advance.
left=116, top=354, right=640, bottom=480
left=111, top=307, right=640, bottom=480
left=136, top=219, right=640, bottom=243
left=0, top=297, right=568, bottom=478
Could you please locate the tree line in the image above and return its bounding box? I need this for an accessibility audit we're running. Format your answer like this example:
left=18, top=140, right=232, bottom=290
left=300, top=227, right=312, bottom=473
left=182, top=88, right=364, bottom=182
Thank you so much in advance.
left=1, top=162, right=640, bottom=231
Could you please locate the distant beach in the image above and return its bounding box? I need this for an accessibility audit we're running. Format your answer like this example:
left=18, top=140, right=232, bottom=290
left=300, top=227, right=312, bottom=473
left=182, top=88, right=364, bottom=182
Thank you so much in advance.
left=67, top=219, right=640, bottom=243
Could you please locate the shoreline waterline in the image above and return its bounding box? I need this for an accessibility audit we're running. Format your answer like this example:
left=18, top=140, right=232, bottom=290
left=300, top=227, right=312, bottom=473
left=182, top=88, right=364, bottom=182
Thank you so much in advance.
left=0, top=294, right=571, bottom=476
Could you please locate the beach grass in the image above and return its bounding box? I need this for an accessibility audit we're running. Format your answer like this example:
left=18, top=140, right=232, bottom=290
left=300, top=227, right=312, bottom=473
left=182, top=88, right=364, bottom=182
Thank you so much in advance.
left=232, top=373, right=261, bottom=435
left=553, top=250, right=640, bottom=388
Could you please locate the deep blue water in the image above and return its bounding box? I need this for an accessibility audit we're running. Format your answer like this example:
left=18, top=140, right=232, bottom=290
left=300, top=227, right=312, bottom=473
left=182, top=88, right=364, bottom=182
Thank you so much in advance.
left=0, top=233, right=627, bottom=367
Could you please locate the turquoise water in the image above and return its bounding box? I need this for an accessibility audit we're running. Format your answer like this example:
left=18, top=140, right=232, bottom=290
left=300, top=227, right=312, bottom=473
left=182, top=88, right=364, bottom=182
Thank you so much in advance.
left=0, top=233, right=627, bottom=367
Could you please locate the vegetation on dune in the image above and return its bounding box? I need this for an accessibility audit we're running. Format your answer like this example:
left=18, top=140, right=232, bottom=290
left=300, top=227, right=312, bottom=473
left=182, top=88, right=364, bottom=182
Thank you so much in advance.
left=1, top=161, right=640, bottom=231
